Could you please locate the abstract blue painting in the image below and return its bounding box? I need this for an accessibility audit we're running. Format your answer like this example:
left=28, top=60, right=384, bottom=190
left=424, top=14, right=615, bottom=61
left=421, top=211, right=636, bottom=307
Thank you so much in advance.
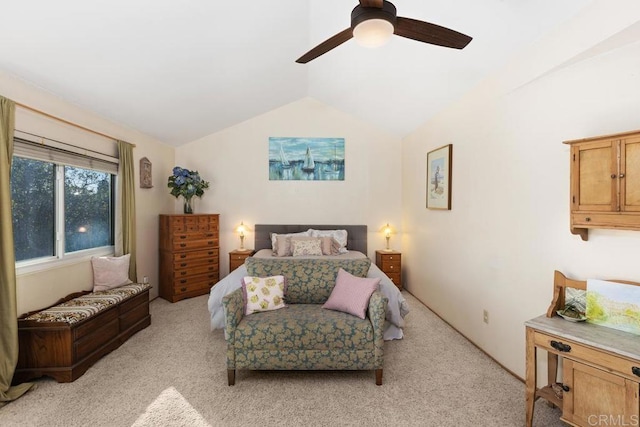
left=269, top=137, right=345, bottom=181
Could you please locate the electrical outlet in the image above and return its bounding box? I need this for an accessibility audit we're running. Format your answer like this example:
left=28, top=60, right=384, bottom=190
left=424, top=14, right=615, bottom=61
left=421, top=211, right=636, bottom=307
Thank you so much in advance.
left=483, top=309, right=489, bottom=324
left=143, top=276, right=149, bottom=284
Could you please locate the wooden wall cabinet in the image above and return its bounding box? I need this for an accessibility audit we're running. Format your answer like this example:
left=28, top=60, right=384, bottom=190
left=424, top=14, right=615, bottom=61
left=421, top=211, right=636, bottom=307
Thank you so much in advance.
left=159, top=214, right=219, bottom=302
left=565, top=130, right=640, bottom=240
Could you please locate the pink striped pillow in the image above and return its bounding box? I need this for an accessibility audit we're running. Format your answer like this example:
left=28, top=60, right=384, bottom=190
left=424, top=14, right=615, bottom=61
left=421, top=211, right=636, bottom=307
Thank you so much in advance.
left=322, top=268, right=380, bottom=319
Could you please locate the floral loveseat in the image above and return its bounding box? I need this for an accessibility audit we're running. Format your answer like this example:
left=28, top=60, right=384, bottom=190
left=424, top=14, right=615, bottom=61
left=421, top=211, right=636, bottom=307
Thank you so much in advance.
left=222, top=257, right=387, bottom=385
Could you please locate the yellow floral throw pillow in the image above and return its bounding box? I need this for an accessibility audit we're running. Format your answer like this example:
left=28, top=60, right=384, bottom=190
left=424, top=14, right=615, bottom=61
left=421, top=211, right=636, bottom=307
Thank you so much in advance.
left=241, top=275, right=287, bottom=315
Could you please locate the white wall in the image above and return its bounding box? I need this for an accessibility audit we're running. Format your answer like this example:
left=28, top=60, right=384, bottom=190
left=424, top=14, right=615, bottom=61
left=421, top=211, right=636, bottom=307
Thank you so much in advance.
left=401, top=3, right=640, bottom=379
left=0, top=70, right=175, bottom=314
left=176, top=97, right=403, bottom=276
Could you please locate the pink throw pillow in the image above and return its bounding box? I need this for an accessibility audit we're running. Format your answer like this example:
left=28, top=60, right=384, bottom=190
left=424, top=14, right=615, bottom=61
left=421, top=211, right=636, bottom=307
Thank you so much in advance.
left=322, top=268, right=380, bottom=319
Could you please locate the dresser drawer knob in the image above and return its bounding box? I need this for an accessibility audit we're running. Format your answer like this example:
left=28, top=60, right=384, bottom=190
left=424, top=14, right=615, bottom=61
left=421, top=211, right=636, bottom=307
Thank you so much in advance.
left=632, top=367, right=640, bottom=377
left=180, top=254, right=187, bottom=259
left=180, top=263, right=187, bottom=267
left=560, top=384, right=570, bottom=392
left=585, top=217, right=591, bottom=222
left=550, top=340, right=571, bottom=352
left=180, top=243, right=187, bottom=247
left=180, top=287, right=187, bottom=292
left=180, top=279, right=187, bottom=284
left=180, top=271, right=186, bottom=276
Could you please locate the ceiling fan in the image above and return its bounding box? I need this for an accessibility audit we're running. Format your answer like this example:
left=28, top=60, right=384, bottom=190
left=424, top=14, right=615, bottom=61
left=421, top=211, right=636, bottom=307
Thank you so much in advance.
left=296, top=0, right=472, bottom=64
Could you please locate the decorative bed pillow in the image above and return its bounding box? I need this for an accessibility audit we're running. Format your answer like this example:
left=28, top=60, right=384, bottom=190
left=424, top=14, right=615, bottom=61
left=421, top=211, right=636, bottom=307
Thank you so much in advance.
left=241, top=275, right=286, bottom=315
left=291, top=238, right=323, bottom=257
left=320, top=237, right=341, bottom=255
left=309, top=229, right=348, bottom=253
left=91, top=254, right=133, bottom=292
left=271, top=231, right=310, bottom=255
left=323, top=268, right=380, bottom=319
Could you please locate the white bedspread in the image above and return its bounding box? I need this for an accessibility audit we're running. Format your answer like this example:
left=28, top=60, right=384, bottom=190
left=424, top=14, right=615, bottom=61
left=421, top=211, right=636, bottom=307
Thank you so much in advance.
left=207, top=251, right=409, bottom=340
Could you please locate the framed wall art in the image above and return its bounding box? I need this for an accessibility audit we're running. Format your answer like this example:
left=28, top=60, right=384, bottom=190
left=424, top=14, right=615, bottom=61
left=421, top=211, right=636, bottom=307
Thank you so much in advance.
left=269, top=137, right=345, bottom=181
left=140, top=157, right=153, bottom=188
left=426, top=144, right=452, bottom=210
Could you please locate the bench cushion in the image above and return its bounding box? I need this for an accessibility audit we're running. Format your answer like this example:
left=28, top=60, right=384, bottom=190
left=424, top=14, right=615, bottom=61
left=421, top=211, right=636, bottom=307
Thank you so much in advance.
left=234, top=304, right=374, bottom=351
left=23, top=283, right=151, bottom=324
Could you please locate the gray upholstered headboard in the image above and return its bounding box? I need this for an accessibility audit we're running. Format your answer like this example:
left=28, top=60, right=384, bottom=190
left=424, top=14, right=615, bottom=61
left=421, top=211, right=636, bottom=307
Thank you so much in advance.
left=254, top=224, right=367, bottom=254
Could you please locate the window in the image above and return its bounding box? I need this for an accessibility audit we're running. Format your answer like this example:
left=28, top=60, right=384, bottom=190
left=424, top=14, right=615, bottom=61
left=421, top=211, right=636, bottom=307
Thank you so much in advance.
left=11, top=138, right=117, bottom=265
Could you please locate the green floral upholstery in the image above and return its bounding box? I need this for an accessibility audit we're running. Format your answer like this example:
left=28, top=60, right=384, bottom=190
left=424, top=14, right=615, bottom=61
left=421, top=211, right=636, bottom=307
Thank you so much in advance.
left=244, top=257, right=372, bottom=304
left=223, top=258, right=387, bottom=385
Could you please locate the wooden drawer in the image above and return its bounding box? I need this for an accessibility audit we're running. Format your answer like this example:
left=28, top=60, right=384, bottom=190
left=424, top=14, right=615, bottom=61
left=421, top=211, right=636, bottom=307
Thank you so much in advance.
left=379, top=253, right=401, bottom=262
left=172, top=275, right=217, bottom=295
left=173, top=248, right=219, bottom=262
left=571, top=212, right=640, bottom=228
left=172, top=231, right=217, bottom=241
left=380, top=260, right=401, bottom=273
left=168, top=215, right=219, bottom=233
left=173, top=256, right=218, bottom=271
left=533, top=331, right=640, bottom=382
left=174, top=263, right=219, bottom=279
left=172, top=238, right=218, bottom=251
left=386, top=272, right=401, bottom=286
left=173, top=273, right=218, bottom=293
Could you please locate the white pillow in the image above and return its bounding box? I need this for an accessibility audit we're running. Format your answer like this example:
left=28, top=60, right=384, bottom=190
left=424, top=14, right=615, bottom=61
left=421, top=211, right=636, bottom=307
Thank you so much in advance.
left=242, top=275, right=286, bottom=315
left=309, top=229, right=348, bottom=254
left=91, top=254, right=133, bottom=292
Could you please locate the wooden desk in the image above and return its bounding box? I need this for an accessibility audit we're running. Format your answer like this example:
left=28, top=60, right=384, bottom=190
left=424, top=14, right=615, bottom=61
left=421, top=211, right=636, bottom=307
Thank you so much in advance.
left=525, top=271, right=640, bottom=427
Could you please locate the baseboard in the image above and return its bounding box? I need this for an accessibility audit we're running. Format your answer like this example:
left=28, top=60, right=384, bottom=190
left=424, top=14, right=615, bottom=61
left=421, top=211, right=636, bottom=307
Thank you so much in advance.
left=404, top=290, right=524, bottom=384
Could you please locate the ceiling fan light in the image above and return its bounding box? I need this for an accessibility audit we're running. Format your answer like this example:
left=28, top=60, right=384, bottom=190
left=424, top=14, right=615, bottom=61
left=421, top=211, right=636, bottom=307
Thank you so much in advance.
left=353, top=19, right=394, bottom=48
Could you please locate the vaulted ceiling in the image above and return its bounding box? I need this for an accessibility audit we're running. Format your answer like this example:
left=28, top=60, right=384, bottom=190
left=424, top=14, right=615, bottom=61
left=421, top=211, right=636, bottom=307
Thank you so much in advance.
left=0, top=0, right=591, bottom=146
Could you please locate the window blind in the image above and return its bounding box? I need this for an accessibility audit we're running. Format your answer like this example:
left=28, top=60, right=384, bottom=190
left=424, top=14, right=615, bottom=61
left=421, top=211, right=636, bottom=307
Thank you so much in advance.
left=13, top=137, right=119, bottom=174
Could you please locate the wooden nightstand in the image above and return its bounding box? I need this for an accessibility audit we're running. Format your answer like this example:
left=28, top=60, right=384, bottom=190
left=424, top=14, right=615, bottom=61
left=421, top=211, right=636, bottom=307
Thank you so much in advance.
left=229, top=249, right=254, bottom=272
left=375, top=250, right=402, bottom=290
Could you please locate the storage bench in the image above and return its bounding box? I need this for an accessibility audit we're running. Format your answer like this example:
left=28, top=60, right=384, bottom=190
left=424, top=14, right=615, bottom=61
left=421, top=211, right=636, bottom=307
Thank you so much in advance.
left=14, top=283, right=151, bottom=383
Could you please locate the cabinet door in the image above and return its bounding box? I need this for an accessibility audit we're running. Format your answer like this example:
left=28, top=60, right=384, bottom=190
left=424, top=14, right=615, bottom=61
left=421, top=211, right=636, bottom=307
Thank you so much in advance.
left=621, top=136, right=640, bottom=212
left=562, top=359, right=639, bottom=426
left=572, top=140, right=617, bottom=212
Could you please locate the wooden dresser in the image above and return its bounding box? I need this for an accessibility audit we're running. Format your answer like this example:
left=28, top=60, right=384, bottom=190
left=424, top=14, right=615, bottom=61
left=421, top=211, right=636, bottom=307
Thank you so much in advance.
left=375, top=250, right=402, bottom=290
left=525, top=271, right=640, bottom=427
left=159, top=214, right=219, bottom=302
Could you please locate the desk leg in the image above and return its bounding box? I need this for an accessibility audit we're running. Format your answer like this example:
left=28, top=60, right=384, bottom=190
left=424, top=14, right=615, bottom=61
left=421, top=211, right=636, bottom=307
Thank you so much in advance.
left=547, top=352, right=559, bottom=408
left=525, top=327, right=537, bottom=427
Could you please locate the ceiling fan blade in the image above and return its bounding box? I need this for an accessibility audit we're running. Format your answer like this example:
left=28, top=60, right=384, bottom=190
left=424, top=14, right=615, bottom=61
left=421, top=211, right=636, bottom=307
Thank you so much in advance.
left=394, top=17, right=472, bottom=49
left=296, top=28, right=353, bottom=64
left=359, top=0, right=383, bottom=7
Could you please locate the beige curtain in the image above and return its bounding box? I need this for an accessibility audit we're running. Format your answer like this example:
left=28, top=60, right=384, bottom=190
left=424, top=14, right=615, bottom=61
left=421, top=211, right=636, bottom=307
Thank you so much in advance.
left=0, top=96, right=33, bottom=406
left=117, top=140, right=137, bottom=282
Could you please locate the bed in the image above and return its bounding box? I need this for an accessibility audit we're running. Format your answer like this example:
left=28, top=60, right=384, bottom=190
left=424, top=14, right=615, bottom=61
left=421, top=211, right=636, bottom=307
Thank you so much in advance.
left=207, top=224, right=409, bottom=340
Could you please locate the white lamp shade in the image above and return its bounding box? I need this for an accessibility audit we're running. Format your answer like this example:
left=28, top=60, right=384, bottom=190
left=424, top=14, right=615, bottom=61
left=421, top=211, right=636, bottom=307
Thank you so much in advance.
left=353, top=19, right=394, bottom=48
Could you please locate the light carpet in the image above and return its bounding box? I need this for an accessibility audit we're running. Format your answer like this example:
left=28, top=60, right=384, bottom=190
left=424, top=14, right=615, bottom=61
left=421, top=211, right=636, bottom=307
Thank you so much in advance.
left=0, top=292, right=563, bottom=426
